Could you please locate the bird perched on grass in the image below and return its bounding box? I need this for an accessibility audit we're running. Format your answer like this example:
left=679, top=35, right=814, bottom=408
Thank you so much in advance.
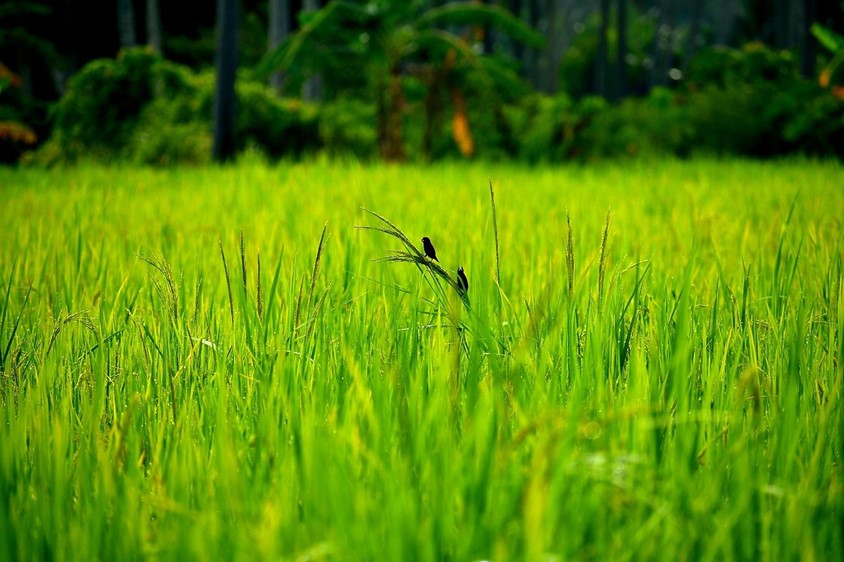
left=457, top=266, right=469, bottom=294
left=421, top=236, right=439, bottom=262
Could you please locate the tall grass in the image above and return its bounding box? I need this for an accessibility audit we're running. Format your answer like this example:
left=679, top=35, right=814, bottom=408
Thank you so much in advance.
left=0, top=159, right=842, bottom=561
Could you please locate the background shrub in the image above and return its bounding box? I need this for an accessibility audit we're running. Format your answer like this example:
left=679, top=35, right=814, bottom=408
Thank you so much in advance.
left=318, top=97, right=377, bottom=160
left=47, top=48, right=196, bottom=161
left=30, top=48, right=319, bottom=165
left=129, top=96, right=212, bottom=166
left=22, top=42, right=844, bottom=166
left=228, top=79, right=320, bottom=159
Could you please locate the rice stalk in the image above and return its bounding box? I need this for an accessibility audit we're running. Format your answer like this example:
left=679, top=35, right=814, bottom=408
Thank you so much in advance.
left=239, top=230, right=249, bottom=302
left=598, top=210, right=611, bottom=308
left=309, top=225, right=328, bottom=304
left=138, top=253, right=179, bottom=322
left=293, top=276, right=305, bottom=340
left=193, top=275, right=203, bottom=324
left=565, top=210, right=575, bottom=298
left=358, top=207, right=469, bottom=309
left=257, top=250, right=264, bottom=323
left=490, top=179, right=501, bottom=288
left=220, top=240, right=235, bottom=325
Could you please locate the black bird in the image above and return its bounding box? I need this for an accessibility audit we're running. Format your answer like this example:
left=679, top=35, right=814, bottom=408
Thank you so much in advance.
left=456, top=266, right=469, bottom=294
left=421, top=236, right=439, bottom=262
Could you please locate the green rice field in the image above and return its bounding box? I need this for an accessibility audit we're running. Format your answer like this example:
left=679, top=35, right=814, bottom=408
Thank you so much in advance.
left=0, top=159, right=842, bottom=561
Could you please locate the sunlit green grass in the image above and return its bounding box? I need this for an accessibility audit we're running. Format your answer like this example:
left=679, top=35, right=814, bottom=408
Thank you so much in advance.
left=0, top=159, right=842, bottom=561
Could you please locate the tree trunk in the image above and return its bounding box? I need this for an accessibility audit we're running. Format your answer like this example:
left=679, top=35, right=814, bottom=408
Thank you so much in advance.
left=421, top=65, right=444, bottom=162
left=686, top=0, right=702, bottom=71
left=481, top=0, right=494, bottom=56
left=521, top=0, right=543, bottom=91
left=615, top=0, right=627, bottom=100
left=774, top=0, right=788, bottom=49
left=382, top=68, right=406, bottom=161
left=801, top=0, right=816, bottom=78
left=595, top=0, right=610, bottom=97
left=117, top=0, right=136, bottom=49
left=146, top=0, right=162, bottom=54
left=648, top=1, right=659, bottom=89
left=512, top=0, right=524, bottom=68
left=213, top=0, right=239, bottom=162
left=268, top=0, right=290, bottom=93
left=541, top=0, right=567, bottom=94
left=714, top=0, right=730, bottom=46
left=302, top=0, right=323, bottom=101
left=650, top=0, right=676, bottom=88
left=450, top=88, right=474, bottom=158
left=533, top=0, right=550, bottom=93
left=19, top=61, right=33, bottom=98
left=664, top=0, right=677, bottom=83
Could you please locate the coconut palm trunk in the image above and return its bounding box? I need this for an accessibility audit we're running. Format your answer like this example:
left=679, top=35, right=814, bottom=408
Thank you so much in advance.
left=146, top=0, right=162, bottom=54
left=117, top=0, right=136, bottom=48
left=213, top=0, right=239, bottom=162
left=379, top=65, right=406, bottom=161
left=268, top=0, right=290, bottom=92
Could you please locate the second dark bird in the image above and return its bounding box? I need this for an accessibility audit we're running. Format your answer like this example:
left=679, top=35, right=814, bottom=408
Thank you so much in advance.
left=421, top=236, right=439, bottom=262
left=457, top=266, right=469, bottom=294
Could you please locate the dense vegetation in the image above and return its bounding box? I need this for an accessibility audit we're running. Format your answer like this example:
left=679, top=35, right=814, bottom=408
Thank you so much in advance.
left=2, top=1, right=844, bottom=164
left=13, top=42, right=843, bottom=167
left=1, top=161, right=841, bottom=560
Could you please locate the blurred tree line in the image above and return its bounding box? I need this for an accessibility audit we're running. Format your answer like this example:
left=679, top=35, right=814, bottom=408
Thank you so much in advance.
left=1, top=0, right=842, bottom=164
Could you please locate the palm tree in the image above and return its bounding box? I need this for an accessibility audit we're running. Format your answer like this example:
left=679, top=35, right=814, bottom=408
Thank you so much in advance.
left=615, top=0, right=628, bottom=100
left=257, top=0, right=543, bottom=161
left=117, top=0, right=136, bottom=49
left=301, top=0, right=324, bottom=101
left=213, top=0, right=239, bottom=162
left=595, top=0, right=610, bottom=97
left=801, top=0, right=817, bottom=77
left=146, top=0, right=163, bottom=54
left=268, top=0, right=291, bottom=92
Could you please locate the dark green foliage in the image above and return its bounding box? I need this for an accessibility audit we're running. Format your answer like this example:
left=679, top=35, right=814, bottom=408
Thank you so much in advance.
left=318, top=97, right=377, bottom=159
left=583, top=88, right=692, bottom=158
left=402, top=60, right=527, bottom=162
left=31, top=48, right=319, bottom=165
left=0, top=1, right=58, bottom=163
left=501, top=93, right=580, bottom=162
left=684, top=83, right=786, bottom=156
left=41, top=47, right=198, bottom=163
left=256, top=0, right=543, bottom=161
left=687, top=42, right=801, bottom=88
left=498, top=43, right=843, bottom=162
left=782, top=83, right=844, bottom=155
left=0, top=78, right=42, bottom=164
left=683, top=44, right=842, bottom=157
left=129, top=97, right=212, bottom=166
left=557, top=5, right=668, bottom=99
left=501, top=94, right=612, bottom=162
left=229, top=80, right=319, bottom=159
left=20, top=40, right=844, bottom=165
